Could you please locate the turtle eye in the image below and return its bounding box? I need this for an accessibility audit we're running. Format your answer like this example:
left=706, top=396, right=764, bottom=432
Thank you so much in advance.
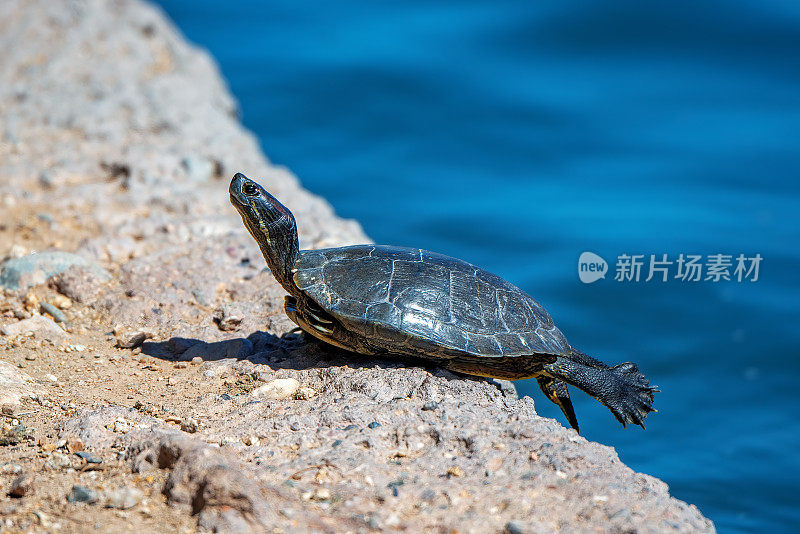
left=242, top=182, right=259, bottom=197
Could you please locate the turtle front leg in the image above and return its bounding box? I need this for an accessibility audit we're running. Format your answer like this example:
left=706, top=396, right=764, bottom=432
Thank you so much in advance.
left=284, top=295, right=354, bottom=352
left=284, top=296, right=301, bottom=327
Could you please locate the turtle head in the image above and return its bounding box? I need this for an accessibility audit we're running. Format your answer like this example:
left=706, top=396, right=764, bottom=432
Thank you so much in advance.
left=229, top=173, right=291, bottom=228
left=229, top=173, right=300, bottom=294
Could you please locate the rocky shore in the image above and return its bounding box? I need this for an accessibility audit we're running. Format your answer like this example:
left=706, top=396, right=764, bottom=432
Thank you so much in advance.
left=0, top=1, right=714, bottom=532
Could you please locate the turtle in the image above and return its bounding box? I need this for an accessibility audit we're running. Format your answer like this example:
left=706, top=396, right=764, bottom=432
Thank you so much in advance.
left=229, top=173, right=657, bottom=432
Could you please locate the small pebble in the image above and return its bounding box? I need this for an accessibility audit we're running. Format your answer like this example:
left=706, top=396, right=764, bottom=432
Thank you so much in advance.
left=505, top=521, right=526, bottom=534
left=114, top=328, right=151, bottom=349
left=44, top=452, right=71, bottom=470
left=181, top=418, right=198, bottom=433
left=23, top=293, right=39, bottom=311
left=387, top=479, right=404, bottom=497
left=368, top=422, right=381, bottom=429
left=67, top=485, right=98, bottom=504
left=219, top=393, right=232, bottom=401
left=251, top=378, right=300, bottom=400
left=302, top=487, right=330, bottom=501
left=104, top=487, right=142, bottom=509
left=242, top=435, right=259, bottom=446
left=421, top=401, right=439, bottom=411
left=311, top=488, right=330, bottom=501
left=294, top=386, right=317, bottom=400
left=213, top=304, right=243, bottom=332
left=41, top=302, right=67, bottom=323
left=446, top=466, right=464, bottom=478
left=111, top=418, right=130, bottom=433
left=75, top=451, right=102, bottom=464
left=51, top=294, right=72, bottom=309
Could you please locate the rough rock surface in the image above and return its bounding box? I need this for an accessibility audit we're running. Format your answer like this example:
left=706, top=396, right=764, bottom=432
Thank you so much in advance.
left=1, top=315, right=67, bottom=343
left=0, top=0, right=714, bottom=532
left=0, top=362, right=44, bottom=407
left=0, top=251, right=109, bottom=291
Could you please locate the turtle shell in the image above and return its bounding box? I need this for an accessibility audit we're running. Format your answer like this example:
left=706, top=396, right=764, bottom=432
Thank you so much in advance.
left=292, top=245, right=570, bottom=359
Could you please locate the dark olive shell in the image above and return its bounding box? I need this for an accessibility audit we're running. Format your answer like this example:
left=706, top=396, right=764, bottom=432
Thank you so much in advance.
left=293, top=245, right=570, bottom=358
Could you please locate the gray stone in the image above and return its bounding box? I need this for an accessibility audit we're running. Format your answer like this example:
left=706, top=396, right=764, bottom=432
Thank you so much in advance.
left=44, top=453, right=71, bottom=470
left=75, top=451, right=102, bottom=464
left=1, top=315, right=67, bottom=343
left=53, top=266, right=108, bottom=304
left=127, top=432, right=282, bottom=531
left=67, top=485, right=98, bottom=504
left=40, top=302, right=67, bottom=324
left=0, top=252, right=109, bottom=290
left=114, top=329, right=152, bottom=349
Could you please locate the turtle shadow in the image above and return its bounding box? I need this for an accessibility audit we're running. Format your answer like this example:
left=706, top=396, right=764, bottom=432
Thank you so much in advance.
left=140, top=329, right=479, bottom=381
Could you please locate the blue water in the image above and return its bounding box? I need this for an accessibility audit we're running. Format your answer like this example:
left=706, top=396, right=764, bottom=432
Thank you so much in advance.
left=156, top=1, right=800, bottom=531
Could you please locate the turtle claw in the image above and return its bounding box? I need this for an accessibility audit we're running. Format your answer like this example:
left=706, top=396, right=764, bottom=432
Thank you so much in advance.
left=603, top=362, right=657, bottom=429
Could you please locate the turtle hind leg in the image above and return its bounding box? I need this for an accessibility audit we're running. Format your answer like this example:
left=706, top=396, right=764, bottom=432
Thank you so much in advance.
left=544, top=357, right=658, bottom=429
left=536, top=376, right=580, bottom=433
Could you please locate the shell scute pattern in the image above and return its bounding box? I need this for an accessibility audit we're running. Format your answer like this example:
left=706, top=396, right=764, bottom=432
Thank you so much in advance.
left=294, top=244, right=570, bottom=358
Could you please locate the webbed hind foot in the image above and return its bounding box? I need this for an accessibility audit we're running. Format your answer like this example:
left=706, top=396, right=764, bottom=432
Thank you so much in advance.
left=544, top=357, right=658, bottom=429
left=605, top=362, right=659, bottom=428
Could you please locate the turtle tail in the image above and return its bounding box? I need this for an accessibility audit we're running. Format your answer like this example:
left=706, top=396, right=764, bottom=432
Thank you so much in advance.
left=543, top=353, right=658, bottom=429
